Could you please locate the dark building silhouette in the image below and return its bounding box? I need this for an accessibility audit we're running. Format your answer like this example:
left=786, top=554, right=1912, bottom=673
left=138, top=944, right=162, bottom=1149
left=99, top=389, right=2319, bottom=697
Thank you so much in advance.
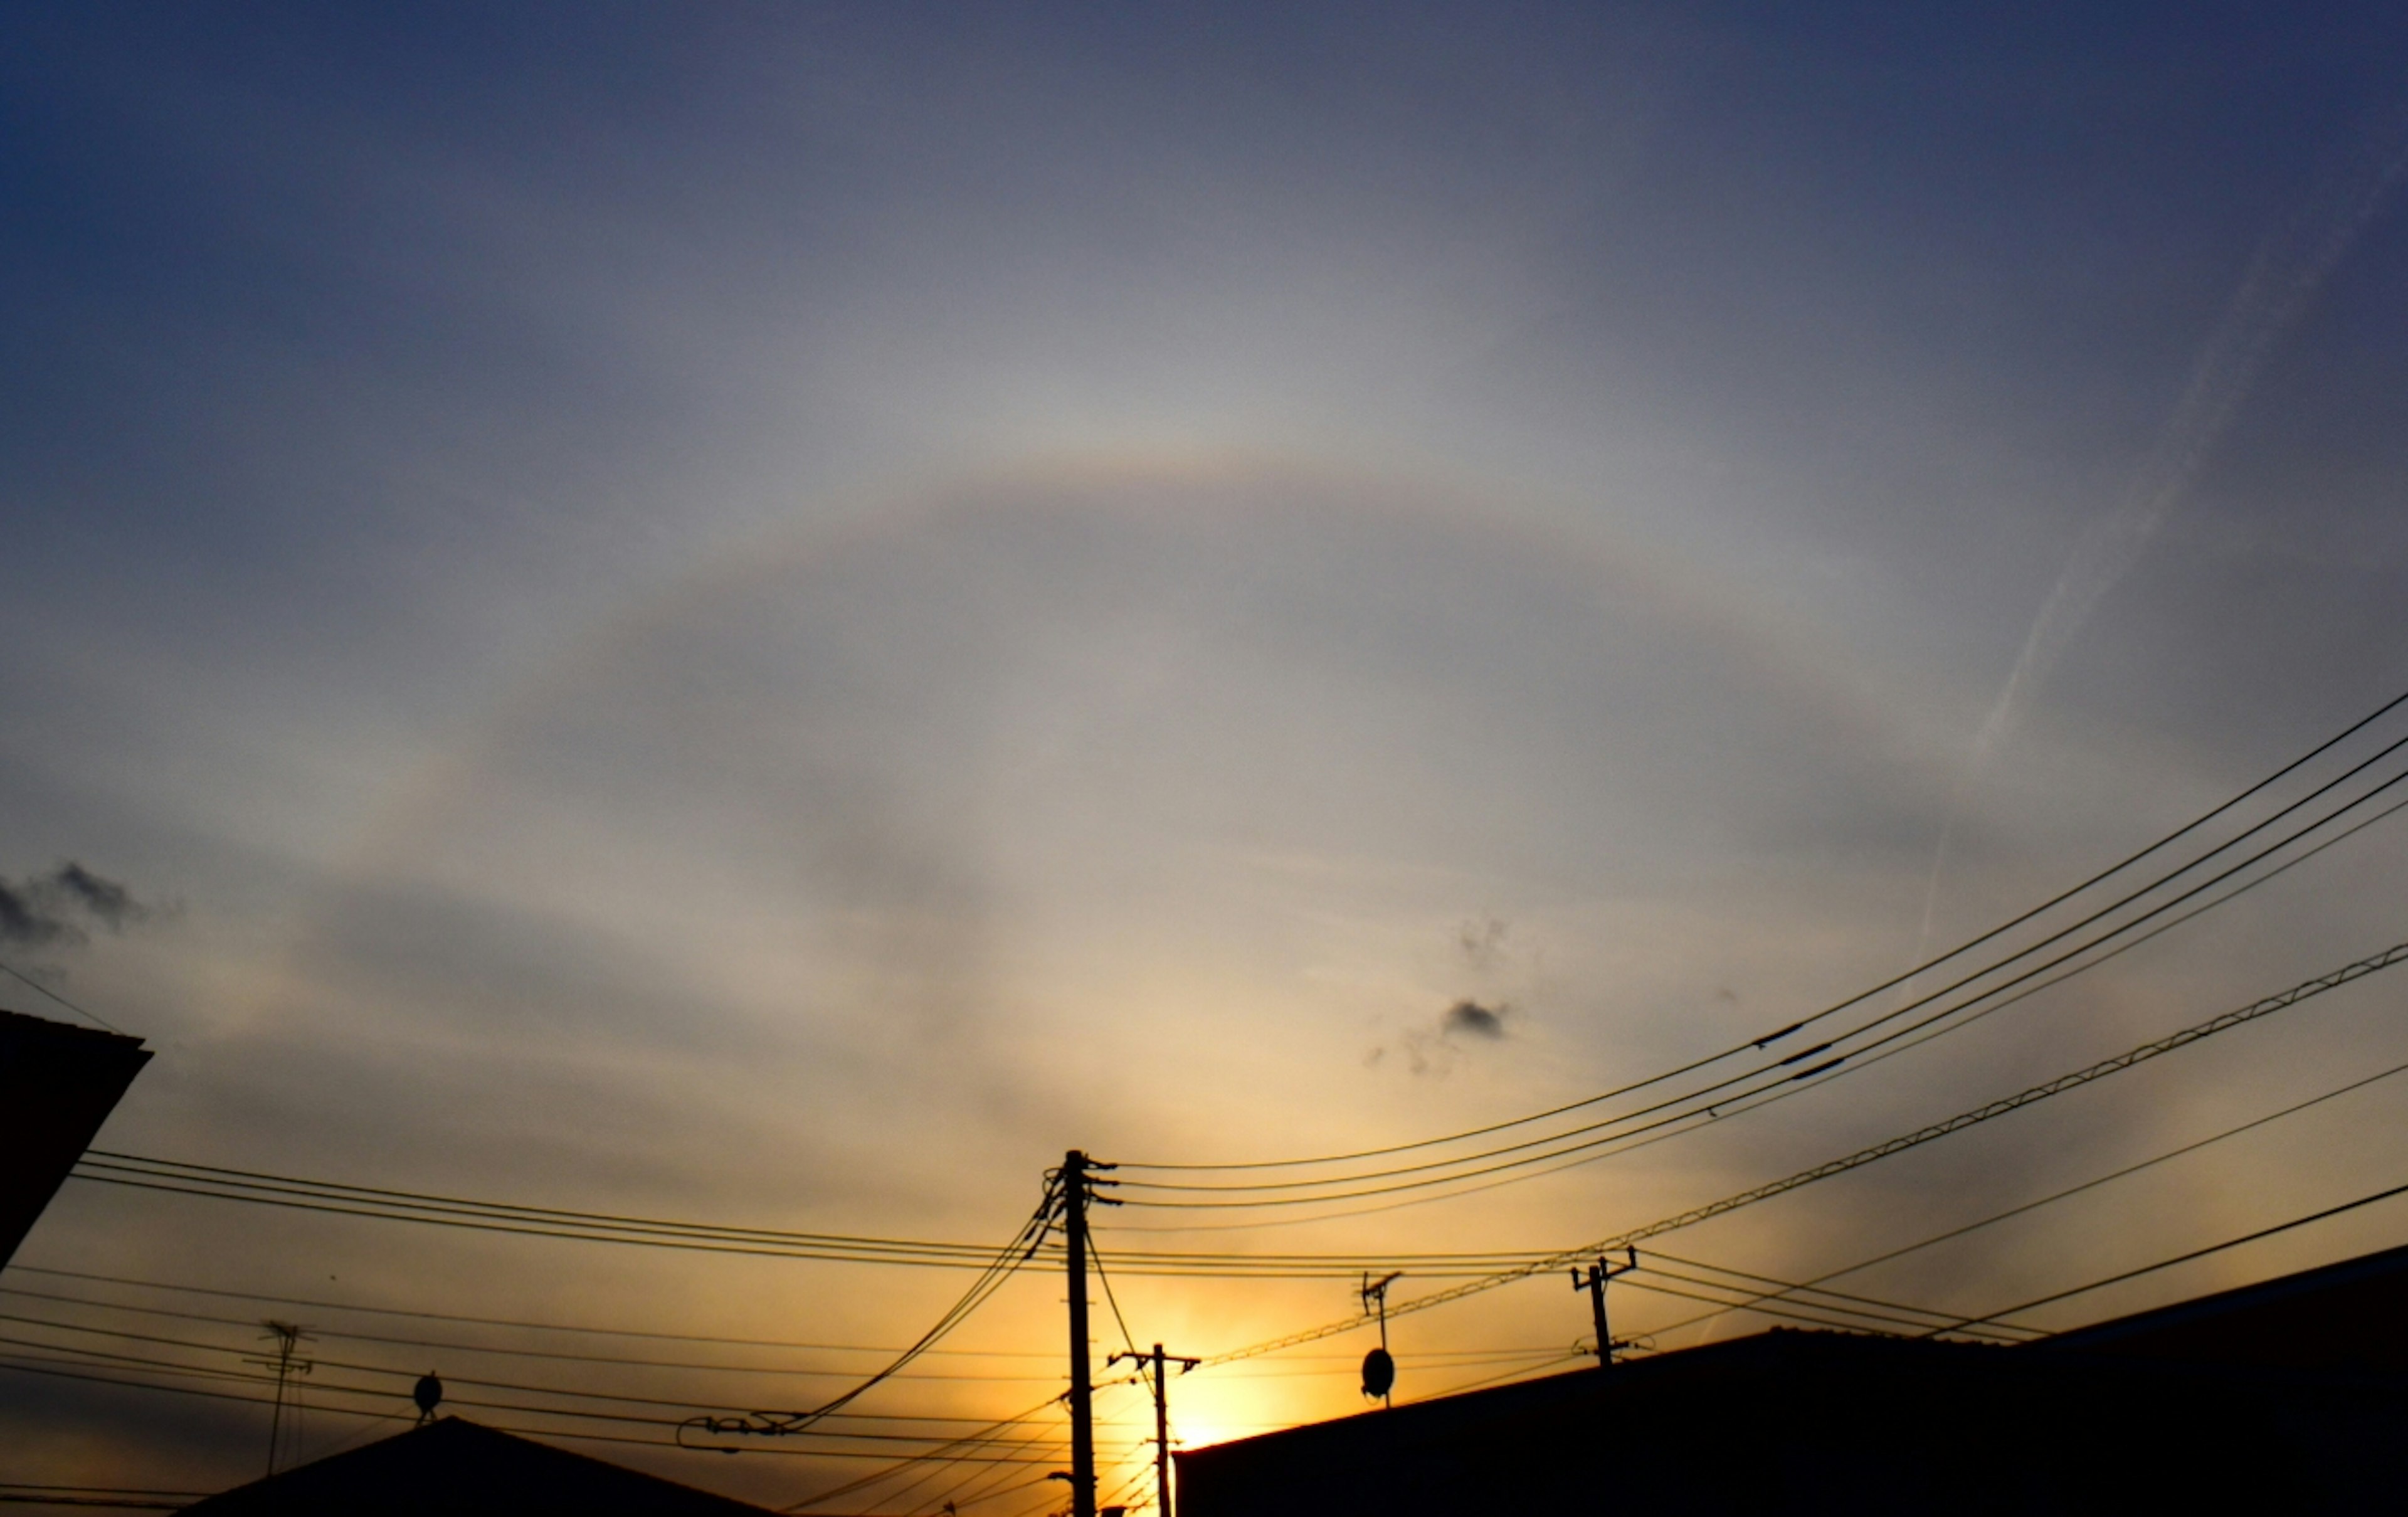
left=0, top=1008, right=149, bottom=1269
left=1177, top=1245, right=2408, bottom=1515
left=182, top=1417, right=775, bottom=1514
left=2030, top=1239, right=2408, bottom=1374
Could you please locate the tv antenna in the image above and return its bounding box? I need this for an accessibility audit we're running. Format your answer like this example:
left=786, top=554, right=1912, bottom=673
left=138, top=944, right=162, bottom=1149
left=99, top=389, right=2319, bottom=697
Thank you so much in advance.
left=1359, top=1272, right=1402, bottom=1407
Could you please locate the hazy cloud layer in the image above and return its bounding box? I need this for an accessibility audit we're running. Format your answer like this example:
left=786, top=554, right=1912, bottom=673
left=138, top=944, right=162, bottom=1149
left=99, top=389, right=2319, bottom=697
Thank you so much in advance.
left=3, top=3, right=2407, bottom=1500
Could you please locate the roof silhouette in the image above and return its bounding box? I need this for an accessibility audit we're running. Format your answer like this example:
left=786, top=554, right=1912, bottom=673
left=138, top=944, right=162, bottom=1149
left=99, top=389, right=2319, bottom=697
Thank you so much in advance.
left=182, top=1417, right=773, bottom=1514
left=0, top=1007, right=150, bottom=1269
left=2034, top=1236, right=2408, bottom=1373
left=1177, top=1239, right=2408, bottom=1517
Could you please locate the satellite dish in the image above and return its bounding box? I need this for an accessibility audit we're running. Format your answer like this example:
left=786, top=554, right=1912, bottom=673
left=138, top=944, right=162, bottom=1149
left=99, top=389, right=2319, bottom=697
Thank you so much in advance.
left=414, top=1371, right=443, bottom=1424
left=1360, top=1346, right=1395, bottom=1400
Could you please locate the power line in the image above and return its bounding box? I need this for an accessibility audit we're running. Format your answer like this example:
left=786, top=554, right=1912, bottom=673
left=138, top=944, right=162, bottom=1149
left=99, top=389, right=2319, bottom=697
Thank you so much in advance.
left=1090, top=1247, right=1140, bottom=1360
left=784, top=1394, right=1073, bottom=1511
left=1, top=1266, right=1067, bottom=1354
left=683, top=1180, right=1060, bottom=1450
left=780, top=1397, right=1156, bottom=1512
left=1621, top=1266, right=2025, bottom=1340
left=1114, top=683, right=2408, bottom=1174
left=0, top=1286, right=1073, bottom=1383
left=1191, top=939, right=2408, bottom=1363
left=1629, top=1255, right=2038, bottom=1339
left=0, top=1331, right=1128, bottom=1455
left=0, top=1342, right=1108, bottom=1454
left=1, top=1272, right=1617, bottom=1369
left=51, top=1170, right=1666, bottom=1282
left=1112, top=754, right=2408, bottom=1209
left=71, top=1153, right=1020, bottom=1264
left=58, top=1160, right=1610, bottom=1276
left=56, top=924, right=2401, bottom=1381
left=1496, top=786, right=2408, bottom=1217
left=1099, top=769, right=2399, bottom=1242
left=1608, top=1275, right=1923, bottom=1337
left=0, top=953, right=125, bottom=1035
left=0, top=1310, right=1081, bottom=1427
left=82, top=922, right=2408, bottom=1277
left=66, top=1005, right=2404, bottom=1340
left=23, top=756, right=2395, bottom=1378
left=0, top=1354, right=1105, bottom=1465
left=1639, top=1050, right=2408, bottom=1345
left=1925, top=1175, right=2408, bottom=1336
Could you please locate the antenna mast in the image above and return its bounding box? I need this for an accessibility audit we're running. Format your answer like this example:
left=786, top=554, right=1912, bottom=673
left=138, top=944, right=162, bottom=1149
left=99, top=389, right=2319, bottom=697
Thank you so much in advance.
left=1359, top=1272, right=1401, bottom=1407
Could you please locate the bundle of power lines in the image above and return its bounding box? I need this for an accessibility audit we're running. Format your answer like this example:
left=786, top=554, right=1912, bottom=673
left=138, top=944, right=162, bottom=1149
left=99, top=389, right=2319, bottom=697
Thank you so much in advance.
left=17, top=682, right=2408, bottom=1516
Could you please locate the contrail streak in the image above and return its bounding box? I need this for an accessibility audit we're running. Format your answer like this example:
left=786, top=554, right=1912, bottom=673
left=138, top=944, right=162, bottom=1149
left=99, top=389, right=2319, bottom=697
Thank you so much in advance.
left=1909, top=116, right=2408, bottom=970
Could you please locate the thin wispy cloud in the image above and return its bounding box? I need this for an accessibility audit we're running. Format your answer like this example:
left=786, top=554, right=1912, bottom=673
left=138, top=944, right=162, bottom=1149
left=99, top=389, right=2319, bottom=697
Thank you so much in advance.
left=1909, top=105, right=2408, bottom=963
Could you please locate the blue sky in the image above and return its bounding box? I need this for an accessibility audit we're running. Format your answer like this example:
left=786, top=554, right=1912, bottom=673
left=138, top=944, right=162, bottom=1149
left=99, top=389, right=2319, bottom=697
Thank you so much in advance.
left=6, top=3, right=2408, bottom=1501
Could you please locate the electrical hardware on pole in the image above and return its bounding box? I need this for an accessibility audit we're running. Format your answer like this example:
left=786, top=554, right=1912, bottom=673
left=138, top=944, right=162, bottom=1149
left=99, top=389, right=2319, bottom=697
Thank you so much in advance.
left=1111, top=1342, right=1199, bottom=1517
left=1572, top=1249, right=1639, bottom=1367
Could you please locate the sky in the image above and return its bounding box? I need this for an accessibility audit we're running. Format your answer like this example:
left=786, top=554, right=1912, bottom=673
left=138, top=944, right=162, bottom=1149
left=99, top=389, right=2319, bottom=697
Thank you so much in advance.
left=5, top=1, right=2408, bottom=1506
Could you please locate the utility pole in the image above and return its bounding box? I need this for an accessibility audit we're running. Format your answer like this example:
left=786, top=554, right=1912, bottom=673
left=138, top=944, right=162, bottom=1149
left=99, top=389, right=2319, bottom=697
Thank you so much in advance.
left=1060, top=1150, right=1117, bottom=1517
left=1110, top=1343, right=1198, bottom=1517
left=1572, top=1249, right=1638, bottom=1368
left=246, top=1320, right=314, bottom=1476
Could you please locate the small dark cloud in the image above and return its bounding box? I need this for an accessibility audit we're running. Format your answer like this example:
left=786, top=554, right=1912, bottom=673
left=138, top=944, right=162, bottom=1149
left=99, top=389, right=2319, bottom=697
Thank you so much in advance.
left=0, top=884, right=71, bottom=949
left=50, top=863, right=145, bottom=929
left=1442, top=999, right=1508, bottom=1040
left=0, top=862, right=151, bottom=951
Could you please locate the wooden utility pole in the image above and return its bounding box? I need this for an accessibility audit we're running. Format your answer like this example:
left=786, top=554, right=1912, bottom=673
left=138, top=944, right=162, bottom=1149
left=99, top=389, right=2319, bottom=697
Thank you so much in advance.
left=246, top=1320, right=313, bottom=1476
left=1111, top=1342, right=1199, bottom=1517
left=1061, top=1150, right=1116, bottom=1517
left=1573, top=1249, right=1638, bottom=1367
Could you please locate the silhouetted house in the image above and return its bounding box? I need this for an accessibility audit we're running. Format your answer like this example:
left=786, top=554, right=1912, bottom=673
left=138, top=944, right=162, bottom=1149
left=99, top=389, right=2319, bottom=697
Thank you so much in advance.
left=182, top=1417, right=774, bottom=1515
left=1177, top=1245, right=2408, bottom=1515
left=2029, top=1238, right=2408, bottom=1374
left=0, top=1008, right=149, bottom=1269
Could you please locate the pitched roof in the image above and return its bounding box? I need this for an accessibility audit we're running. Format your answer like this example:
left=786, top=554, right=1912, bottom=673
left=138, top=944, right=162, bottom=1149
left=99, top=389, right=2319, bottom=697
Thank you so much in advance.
left=0, top=1007, right=150, bottom=1269
left=182, top=1417, right=773, bottom=1514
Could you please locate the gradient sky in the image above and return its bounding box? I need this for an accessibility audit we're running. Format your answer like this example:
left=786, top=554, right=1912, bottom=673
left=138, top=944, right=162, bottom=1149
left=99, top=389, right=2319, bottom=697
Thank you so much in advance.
left=7, top=3, right=2408, bottom=1505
